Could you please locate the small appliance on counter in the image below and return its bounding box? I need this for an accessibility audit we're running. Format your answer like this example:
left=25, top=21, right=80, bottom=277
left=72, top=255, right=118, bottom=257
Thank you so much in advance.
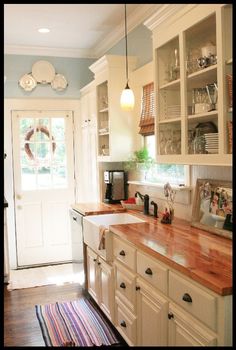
left=104, top=170, right=127, bottom=204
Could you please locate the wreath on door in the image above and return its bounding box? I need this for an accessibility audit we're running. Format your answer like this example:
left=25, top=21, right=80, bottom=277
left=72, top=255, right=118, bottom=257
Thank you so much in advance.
left=24, top=125, right=56, bottom=160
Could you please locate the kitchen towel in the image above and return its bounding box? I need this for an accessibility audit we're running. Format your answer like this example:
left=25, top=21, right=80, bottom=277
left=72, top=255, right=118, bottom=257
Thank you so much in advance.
left=98, top=226, right=108, bottom=250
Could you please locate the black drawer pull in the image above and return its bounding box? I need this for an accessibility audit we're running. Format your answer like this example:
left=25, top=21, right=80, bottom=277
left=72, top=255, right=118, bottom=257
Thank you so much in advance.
left=145, top=267, right=153, bottom=275
left=120, top=320, right=126, bottom=328
left=93, top=258, right=97, bottom=262
left=168, top=312, right=174, bottom=319
left=73, top=217, right=77, bottom=221
left=120, top=282, right=126, bottom=289
left=119, top=250, right=126, bottom=256
left=97, top=262, right=101, bottom=265
left=136, top=286, right=140, bottom=291
left=182, top=293, right=192, bottom=303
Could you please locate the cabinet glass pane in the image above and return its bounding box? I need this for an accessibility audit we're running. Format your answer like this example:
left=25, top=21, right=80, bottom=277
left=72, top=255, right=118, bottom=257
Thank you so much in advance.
left=159, top=122, right=181, bottom=155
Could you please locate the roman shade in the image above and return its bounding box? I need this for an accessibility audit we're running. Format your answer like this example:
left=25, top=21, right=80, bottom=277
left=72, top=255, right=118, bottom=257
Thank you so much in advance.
left=139, top=82, right=155, bottom=136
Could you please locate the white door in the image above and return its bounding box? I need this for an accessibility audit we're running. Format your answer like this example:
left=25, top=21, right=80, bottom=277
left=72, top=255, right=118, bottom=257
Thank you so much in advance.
left=12, top=110, right=75, bottom=267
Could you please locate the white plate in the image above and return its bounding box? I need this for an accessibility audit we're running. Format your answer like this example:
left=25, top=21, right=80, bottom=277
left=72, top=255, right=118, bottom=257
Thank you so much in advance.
left=32, top=60, right=55, bottom=83
left=19, top=74, right=37, bottom=91
left=51, top=74, right=68, bottom=91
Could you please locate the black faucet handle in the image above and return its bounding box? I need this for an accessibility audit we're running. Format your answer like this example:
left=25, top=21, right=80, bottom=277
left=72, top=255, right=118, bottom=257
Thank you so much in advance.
left=150, top=200, right=158, bottom=218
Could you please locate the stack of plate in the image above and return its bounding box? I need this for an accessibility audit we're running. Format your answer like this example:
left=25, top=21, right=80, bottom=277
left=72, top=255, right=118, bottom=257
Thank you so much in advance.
left=204, top=133, right=218, bottom=153
left=166, top=105, right=181, bottom=119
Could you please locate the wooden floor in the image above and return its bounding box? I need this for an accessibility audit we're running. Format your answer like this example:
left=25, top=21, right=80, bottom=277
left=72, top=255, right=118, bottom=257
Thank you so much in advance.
left=4, top=282, right=126, bottom=347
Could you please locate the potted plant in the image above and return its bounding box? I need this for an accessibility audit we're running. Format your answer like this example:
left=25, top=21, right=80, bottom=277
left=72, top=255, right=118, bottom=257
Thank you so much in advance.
left=124, top=147, right=154, bottom=180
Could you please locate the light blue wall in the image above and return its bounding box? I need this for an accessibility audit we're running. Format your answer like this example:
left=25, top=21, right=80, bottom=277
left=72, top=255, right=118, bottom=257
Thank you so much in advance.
left=4, top=24, right=152, bottom=98
left=107, top=24, right=152, bottom=68
left=4, top=55, right=96, bottom=99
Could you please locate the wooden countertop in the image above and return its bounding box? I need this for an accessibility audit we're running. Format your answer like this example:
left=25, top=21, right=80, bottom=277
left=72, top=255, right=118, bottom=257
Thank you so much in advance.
left=71, top=202, right=126, bottom=216
left=109, top=210, right=232, bottom=296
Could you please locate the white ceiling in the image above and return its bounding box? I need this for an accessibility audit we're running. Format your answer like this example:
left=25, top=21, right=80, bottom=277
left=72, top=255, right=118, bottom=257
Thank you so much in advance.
left=4, top=4, right=162, bottom=58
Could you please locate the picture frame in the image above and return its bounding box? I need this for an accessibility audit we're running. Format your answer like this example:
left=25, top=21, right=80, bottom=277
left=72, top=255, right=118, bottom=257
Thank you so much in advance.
left=191, top=179, right=232, bottom=239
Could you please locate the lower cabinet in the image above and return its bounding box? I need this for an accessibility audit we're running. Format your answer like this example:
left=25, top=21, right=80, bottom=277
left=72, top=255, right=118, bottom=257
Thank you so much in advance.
left=168, top=303, right=217, bottom=346
left=87, top=246, right=114, bottom=322
left=136, top=277, right=168, bottom=346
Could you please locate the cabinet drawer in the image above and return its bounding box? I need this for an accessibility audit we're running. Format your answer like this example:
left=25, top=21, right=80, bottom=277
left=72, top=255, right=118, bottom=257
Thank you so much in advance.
left=137, top=251, right=168, bottom=294
left=115, top=262, right=136, bottom=313
left=113, top=236, right=136, bottom=271
left=169, top=271, right=217, bottom=331
left=115, top=296, right=137, bottom=346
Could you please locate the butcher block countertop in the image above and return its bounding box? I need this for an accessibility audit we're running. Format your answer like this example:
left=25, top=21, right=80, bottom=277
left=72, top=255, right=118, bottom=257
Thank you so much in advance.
left=71, top=202, right=126, bottom=216
left=72, top=203, right=232, bottom=296
left=110, top=210, right=232, bottom=297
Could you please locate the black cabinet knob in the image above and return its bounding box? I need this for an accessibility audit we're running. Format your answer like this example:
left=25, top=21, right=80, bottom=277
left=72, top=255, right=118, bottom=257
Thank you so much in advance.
left=97, top=261, right=101, bottom=265
left=136, top=286, right=140, bottom=291
left=88, top=119, right=91, bottom=122
left=168, top=312, right=174, bottom=319
left=119, top=250, right=126, bottom=256
left=182, top=293, right=192, bottom=303
left=120, top=282, right=126, bottom=289
left=93, top=258, right=97, bottom=262
left=145, top=267, right=153, bottom=275
left=120, top=320, right=126, bottom=328
left=72, top=217, right=77, bottom=221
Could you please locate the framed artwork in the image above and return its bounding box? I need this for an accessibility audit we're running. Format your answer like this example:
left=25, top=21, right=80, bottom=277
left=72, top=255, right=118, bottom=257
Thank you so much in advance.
left=191, top=179, right=232, bottom=239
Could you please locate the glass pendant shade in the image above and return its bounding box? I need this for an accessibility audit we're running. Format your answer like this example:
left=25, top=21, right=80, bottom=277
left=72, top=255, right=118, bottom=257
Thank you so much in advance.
left=120, top=83, right=135, bottom=111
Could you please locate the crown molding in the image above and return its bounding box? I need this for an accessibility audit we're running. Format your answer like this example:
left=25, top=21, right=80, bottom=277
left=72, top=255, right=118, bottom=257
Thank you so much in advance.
left=4, top=45, right=97, bottom=59
left=93, top=4, right=163, bottom=58
left=144, top=4, right=197, bottom=31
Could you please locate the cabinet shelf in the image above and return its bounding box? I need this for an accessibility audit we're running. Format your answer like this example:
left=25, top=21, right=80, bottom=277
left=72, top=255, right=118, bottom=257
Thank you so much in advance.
left=99, top=107, right=109, bottom=113
left=187, top=65, right=217, bottom=89
left=160, top=79, right=180, bottom=90
left=159, top=117, right=181, bottom=124
left=188, top=110, right=218, bottom=121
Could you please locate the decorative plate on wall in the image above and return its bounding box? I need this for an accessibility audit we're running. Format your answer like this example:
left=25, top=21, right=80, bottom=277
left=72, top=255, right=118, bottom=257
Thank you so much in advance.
left=51, top=74, right=68, bottom=91
left=32, top=60, right=56, bottom=84
left=18, top=74, right=37, bottom=91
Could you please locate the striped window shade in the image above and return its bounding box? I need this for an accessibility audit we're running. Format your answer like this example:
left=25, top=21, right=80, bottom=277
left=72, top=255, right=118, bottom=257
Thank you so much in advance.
left=139, top=82, right=155, bottom=136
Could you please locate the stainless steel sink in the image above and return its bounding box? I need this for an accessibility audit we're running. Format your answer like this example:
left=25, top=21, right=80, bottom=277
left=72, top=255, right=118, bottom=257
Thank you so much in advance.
left=83, top=213, right=144, bottom=261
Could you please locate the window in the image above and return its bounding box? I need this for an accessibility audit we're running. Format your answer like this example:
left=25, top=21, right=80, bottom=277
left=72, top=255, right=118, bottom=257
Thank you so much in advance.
left=144, top=135, right=188, bottom=186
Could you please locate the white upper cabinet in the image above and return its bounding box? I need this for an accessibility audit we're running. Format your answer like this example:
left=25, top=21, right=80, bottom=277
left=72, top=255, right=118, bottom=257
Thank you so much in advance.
left=145, top=4, right=232, bottom=166
left=89, top=55, right=137, bottom=162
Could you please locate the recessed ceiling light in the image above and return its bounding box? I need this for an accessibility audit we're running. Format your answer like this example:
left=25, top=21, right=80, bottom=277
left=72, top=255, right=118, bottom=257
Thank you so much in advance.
left=38, top=28, right=50, bottom=33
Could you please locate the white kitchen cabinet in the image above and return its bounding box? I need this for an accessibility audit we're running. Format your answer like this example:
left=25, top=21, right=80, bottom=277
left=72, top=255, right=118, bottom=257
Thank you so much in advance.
left=144, top=4, right=232, bottom=166
left=110, top=234, right=232, bottom=346
left=168, top=303, right=217, bottom=346
left=136, top=277, right=168, bottom=346
left=89, top=55, right=137, bottom=162
left=79, top=82, right=99, bottom=202
left=86, top=246, right=114, bottom=322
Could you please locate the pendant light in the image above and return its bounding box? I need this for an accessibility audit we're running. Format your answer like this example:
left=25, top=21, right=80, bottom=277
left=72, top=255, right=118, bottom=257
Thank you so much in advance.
left=120, top=4, right=135, bottom=111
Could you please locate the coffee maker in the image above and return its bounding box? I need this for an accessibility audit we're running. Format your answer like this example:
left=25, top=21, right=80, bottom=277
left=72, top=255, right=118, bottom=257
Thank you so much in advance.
left=104, top=170, right=127, bottom=204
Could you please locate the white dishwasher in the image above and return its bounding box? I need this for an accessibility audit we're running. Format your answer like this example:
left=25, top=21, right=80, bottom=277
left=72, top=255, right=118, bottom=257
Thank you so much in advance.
left=69, top=209, right=84, bottom=266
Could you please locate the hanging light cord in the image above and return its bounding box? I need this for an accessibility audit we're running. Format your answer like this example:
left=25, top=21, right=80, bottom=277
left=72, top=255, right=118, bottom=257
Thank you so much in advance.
left=124, top=4, right=129, bottom=86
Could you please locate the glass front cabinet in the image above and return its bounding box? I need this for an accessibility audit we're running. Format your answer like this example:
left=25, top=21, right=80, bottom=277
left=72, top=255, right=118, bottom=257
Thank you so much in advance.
left=147, top=4, right=232, bottom=166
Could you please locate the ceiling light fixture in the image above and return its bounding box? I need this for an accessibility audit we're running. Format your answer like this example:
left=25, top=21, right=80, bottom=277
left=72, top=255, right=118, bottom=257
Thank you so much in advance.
left=38, top=28, right=50, bottom=33
left=120, top=4, right=135, bottom=111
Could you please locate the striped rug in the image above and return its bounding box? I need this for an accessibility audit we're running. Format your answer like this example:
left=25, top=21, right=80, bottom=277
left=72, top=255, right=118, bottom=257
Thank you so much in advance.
left=35, top=298, right=120, bottom=346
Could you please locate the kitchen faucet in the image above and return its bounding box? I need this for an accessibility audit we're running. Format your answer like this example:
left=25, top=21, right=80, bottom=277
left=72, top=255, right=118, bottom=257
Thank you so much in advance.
left=150, top=200, right=158, bottom=218
left=135, top=191, right=149, bottom=215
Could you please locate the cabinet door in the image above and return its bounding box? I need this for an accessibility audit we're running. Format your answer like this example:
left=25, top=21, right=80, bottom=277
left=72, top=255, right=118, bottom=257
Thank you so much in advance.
left=168, top=303, right=217, bottom=346
left=136, top=278, right=168, bottom=346
left=98, top=257, right=114, bottom=322
left=87, top=247, right=99, bottom=303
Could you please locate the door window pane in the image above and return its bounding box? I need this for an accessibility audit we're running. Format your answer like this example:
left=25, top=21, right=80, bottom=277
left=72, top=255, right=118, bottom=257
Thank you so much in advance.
left=21, top=166, right=37, bottom=190
left=51, top=118, right=65, bottom=140
left=37, top=166, right=52, bottom=189
left=52, top=166, right=67, bottom=188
